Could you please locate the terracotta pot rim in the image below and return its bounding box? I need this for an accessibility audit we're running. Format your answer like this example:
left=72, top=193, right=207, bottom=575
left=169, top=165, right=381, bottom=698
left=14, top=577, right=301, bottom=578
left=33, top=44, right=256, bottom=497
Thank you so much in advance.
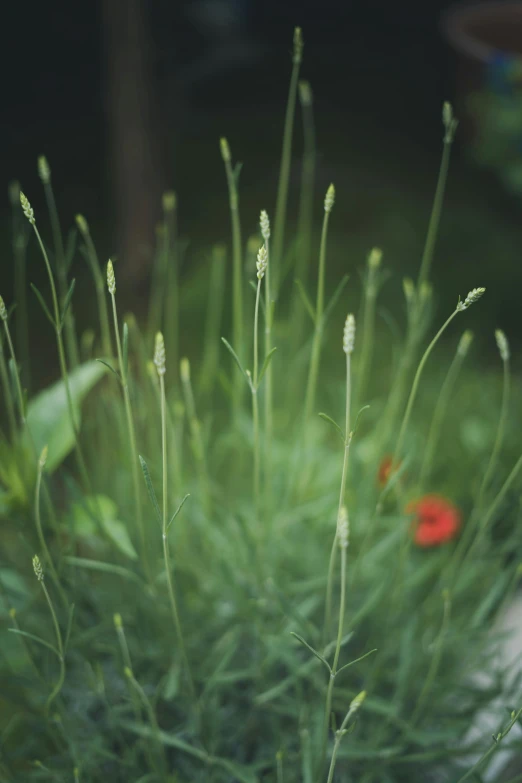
left=442, top=1, right=522, bottom=63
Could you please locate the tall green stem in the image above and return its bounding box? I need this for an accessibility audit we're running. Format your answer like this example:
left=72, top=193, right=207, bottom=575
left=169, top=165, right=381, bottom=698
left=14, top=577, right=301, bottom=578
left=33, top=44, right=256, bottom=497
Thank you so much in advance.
left=220, top=139, right=243, bottom=416
left=324, top=692, right=366, bottom=783
left=392, top=308, right=460, bottom=470
left=35, top=449, right=67, bottom=609
left=304, top=186, right=335, bottom=427
left=418, top=330, right=472, bottom=489
left=324, top=347, right=352, bottom=644
left=155, top=342, right=195, bottom=701
left=476, top=347, right=510, bottom=511
left=272, top=27, right=303, bottom=294
left=77, top=216, right=113, bottom=357
left=0, top=334, right=16, bottom=439
left=109, top=285, right=147, bottom=571
left=253, top=275, right=263, bottom=510
left=41, top=165, right=80, bottom=369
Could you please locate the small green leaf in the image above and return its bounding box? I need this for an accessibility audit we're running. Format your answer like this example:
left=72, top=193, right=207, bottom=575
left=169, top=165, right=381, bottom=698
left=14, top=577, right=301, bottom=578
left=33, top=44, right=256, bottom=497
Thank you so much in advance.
left=122, top=322, right=129, bottom=379
left=64, top=603, right=75, bottom=651
left=8, top=628, right=60, bottom=659
left=322, top=274, right=349, bottom=327
left=290, top=632, right=331, bottom=673
left=336, top=648, right=378, bottom=675
left=64, top=556, right=143, bottom=585
left=166, top=493, right=190, bottom=532
left=318, top=413, right=345, bottom=443
left=351, top=405, right=371, bottom=438
left=139, top=456, right=161, bottom=526
left=257, top=347, right=277, bottom=387
left=59, top=278, right=76, bottom=330
left=30, top=283, right=56, bottom=329
left=71, top=495, right=138, bottom=560
left=294, top=279, right=316, bottom=324
left=221, top=338, right=249, bottom=383
left=96, top=358, right=120, bottom=381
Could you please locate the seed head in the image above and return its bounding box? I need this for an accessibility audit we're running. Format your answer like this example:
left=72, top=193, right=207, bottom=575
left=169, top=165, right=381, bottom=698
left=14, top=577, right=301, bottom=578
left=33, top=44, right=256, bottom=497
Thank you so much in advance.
left=419, top=281, right=432, bottom=302
left=495, top=329, right=510, bottom=362
left=107, top=259, right=116, bottom=295
left=113, top=613, right=123, bottom=629
left=32, top=555, right=44, bottom=582
left=260, top=210, right=270, bottom=240
left=298, top=80, right=312, bottom=106
left=324, top=183, right=335, bottom=213
left=162, top=191, right=177, bottom=212
left=293, top=26, right=304, bottom=64
left=75, top=214, right=89, bottom=236
left=442, top=101, right=458, bottom=143
left=457, top=329, right=474, bottom=357
left=220, top=137, right=231, bottom=163
left=180, top=357, right=190, bottom=383
left=402, top=277, right=415, bottom=303
left=349, top=690, right=366, bottom=713
left=154, top=332, right=166, bottom=376
left=39, top=445, right=48, bottom=469
left=37, top=155, right=51, bottom=184
left=337, top=506, right=349, bottom=550
left=457, top=287, right=486, bottom=312
left=0, top=296, right=7, bottom=321
left=343, top=314, right=355, bottom=355
left=20, top=192, right=35, bottom=224
left=368, top=248, right=382, bottom=270
left=257, top=245, right=268, bottom=280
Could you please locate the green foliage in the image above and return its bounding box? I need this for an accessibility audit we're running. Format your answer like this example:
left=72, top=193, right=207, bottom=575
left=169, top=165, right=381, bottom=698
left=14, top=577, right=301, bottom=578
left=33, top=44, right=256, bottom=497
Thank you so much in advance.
left=1, top=29, right=522, bottom=783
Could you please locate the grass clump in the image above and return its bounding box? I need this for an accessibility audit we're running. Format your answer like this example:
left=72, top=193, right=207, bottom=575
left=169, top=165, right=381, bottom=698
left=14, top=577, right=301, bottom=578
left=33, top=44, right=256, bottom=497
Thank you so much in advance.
left=1, top=28, right=522, bottom=783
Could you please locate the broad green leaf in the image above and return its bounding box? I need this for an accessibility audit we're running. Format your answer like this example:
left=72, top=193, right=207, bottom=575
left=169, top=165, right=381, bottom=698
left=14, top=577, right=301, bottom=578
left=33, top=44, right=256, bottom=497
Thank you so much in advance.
left=71, top=495, right=138, bottom=560
left=25, top=361, right=107, bottom=472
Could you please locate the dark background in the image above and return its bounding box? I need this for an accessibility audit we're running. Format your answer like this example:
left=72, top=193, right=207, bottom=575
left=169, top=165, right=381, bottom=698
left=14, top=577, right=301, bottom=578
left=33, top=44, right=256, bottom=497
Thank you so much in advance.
left=2, top=0, right=522, bottom=351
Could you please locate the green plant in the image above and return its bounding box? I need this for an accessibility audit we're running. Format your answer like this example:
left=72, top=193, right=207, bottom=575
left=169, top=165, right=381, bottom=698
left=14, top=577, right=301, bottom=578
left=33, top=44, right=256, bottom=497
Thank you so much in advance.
left=1, top=29, right=521, bottom=783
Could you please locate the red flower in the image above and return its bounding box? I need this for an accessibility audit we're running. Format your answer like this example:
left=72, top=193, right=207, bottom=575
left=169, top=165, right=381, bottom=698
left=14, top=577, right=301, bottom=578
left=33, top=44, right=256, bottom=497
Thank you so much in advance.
left=408, top=495, right=461, bottom=547
left=378, top=455, right=399, bottom=487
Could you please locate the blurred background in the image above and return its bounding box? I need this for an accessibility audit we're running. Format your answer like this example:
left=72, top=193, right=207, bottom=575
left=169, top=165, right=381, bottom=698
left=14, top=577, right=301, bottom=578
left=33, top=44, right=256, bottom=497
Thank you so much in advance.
left=2, top=0, right=522, bottom=357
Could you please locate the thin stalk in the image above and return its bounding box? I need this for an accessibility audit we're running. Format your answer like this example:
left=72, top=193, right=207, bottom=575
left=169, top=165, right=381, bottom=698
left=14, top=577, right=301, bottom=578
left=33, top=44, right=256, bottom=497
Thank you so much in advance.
left=180, top=358, right=210, bottom=513
left=164, top=195, right=179, bottom=379
left=324, top=350, right=352, bottom=645
left=35, top=566, right=65, bottom=713
left=455, top=708, right=522, bottom=783
left=392, top=308, right=460, bottom=470
left=10, top=182, right=31, bottom=390
left=304, top=187, right=334, bottom=426
left=124, top=667, right=167, bottom=779
left=410, top=590, right=451, bottom=726
left=417, top=331, right=471, bottom=489
left=355, top=251, right=381, bottom=409
left=324, top=693, right=366, bottom=783
left=272, top=27, right=303, bottom=294
left=78, top=218, right=113, bottom=357
left=8, top=608, right=44, bottom=683
left=200, top=245, right=226, bottom=398
left=30, top=219, right=91, bottom=491
left=109, top=290, right=148, bottom=572
left=35, top=451, right=67, bottom=610
left=2, top=317, right=26, bottom=425
left=295, top=80, right=316, bottom=290
left=220, top=140, right=243, bottom=416
left=158, top=367, right=196, bottom=701
left=476, top=354, right=510, bottom=511
left=263, top=234, right=273, bottom=513
left=416, top=124, right=456, bottom=292
left=252, top=275, right=263, bottom=509
left=319, top=535, right=347, bottom=781
left=0, top=334, right=16, bottom=439
left=42, top=172, right=80, bottom=369
left=114, top=613, right=143, bottom=725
